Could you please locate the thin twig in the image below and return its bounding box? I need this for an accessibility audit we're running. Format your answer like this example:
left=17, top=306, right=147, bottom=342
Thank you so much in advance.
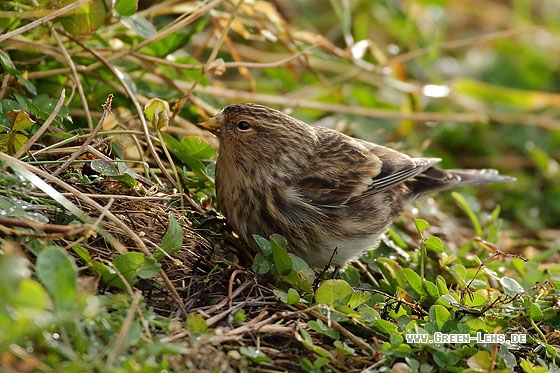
left=52, top=94, right=113, bottom=177
left=132, top=48, right=311, bottom=70
left=0, top=152, right=136, bottom=254
left=0, top=216, right=93, bottom=236
left=50, top=26, right=94, bottom=131
left=172, top=0, right=245, bottom=117
left=28, top=192, right=178, bottom=200
left=194, top=84, right=488, bottom=121
left=14, top=89, right=66, bottom=159
left=62, top=31, right=205, bottom=213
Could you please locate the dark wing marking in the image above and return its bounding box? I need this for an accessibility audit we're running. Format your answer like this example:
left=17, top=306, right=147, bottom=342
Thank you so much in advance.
left=368, top=156, right=441, bottom=193
left=293, top=127, right=383, bottom=207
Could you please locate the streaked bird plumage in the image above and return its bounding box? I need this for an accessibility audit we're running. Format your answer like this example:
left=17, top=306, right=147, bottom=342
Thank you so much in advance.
left=201, top=103, right=514, bottom=268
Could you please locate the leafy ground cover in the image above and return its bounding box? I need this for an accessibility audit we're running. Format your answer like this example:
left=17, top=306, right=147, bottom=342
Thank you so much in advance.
left=1, top=0, right=559, bottom=371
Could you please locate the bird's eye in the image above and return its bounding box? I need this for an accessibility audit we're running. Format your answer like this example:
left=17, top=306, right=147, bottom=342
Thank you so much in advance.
left=236, top=121, right=252, bottom=131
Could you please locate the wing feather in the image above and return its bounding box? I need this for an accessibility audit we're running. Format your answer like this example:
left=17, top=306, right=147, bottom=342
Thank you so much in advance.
left=292, top=127, right=441, bottom=207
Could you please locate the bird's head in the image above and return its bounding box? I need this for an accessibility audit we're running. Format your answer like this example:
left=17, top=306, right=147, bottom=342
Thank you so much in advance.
left=200, top=103, right=314, bottom=173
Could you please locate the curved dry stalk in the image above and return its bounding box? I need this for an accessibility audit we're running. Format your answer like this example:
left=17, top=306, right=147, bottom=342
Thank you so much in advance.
left=51, top=94, right=113, bottom=177
left=0, top=152, right=133, bottom=254
left=50, top=27, right=94, bottom=131
left=62, top=32, right=204, bottom=214
left=14, top=89, right=66, bottom=159
left=28, top=192, right=179, bottom=201
left=193, top=84, right=488, bottom=122
left=131, top=48, right=311, bottom=70
left=173, top=0, right=245, bottom=117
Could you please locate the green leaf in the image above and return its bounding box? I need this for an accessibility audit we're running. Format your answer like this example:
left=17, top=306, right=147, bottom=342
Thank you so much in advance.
left=452, top=77, right=560, bottom=110
left=11, top=279, right=49, bottom=311
left=270, top=234, right=292, bottom=275
left=286, top=288, right=300, bottom=305
left=144, top=98, right=170, bottom=130
left=435, top=276, right=449, bottom=295
left=438, top=294, right=461, bottom=308
left=390, top=333, right=404, bottom=347
left=120, top=14, right=157, bottom=38
left=12, top=133, right=28, bottom=153
left=108, top=252, right=161, bottom=288
left=136, top=258, right=161, bottom=279
left=0, top=248, right=32, bottom=302
left=300, top=337, right=332, bottom=358
left=162, top=134, right=215, bottom=179
left=315, top=279, right=353, bottom=306
left=232, top=309, right=246, bottom=325
left=424, top=236, right=445, bottom=253
left=6, top=109, right=35, bottom=131
left=0, top=49, right=18, bottom=74
left=466, top=350, right=491, bottom=371
left=307, top=319, right=340, bottom=340
left=401, top=268, right=424, bottom=297
left=273, top=289, right=288, bottom=303
left=451, top=192, right=482, bottom=236
left=357, top=304, right=379, bottom=324
left=177, top=136, right=216, bottom=160
left=252, top=253, right=271, bottom=274
left=500, top=276, right=524, bottom=296
left=333, top=340, right=355, bottom=356
left=375, top=258, right=402, bottom=293
left=374, top=319, right=398, bottom=335
left=423, top=281, right=440, bottom=299
left=36, top=245, right=77, bottom=311
left=429, top=305, right=450, bottom=330
left=529, top=302, right=543, bottom=321
left=140, top=24, right=206, bottom=57
left=114, top=0, right=137, bottom=16
left=414, top=218, right=429, bottom=237
left=386, top=228, right=407, bottom=249
left=463, top=292, right=488, bottom=307
left=252, top=234, right=272, bottom=256
left=347, top=291, right=370, bottom=309
left=498, top=345, right=518, bottom=369
left=155, top=213, right=183, bottom=261
left=185, top=313, right=208, bottom=335
left=239, top=346, right=271, bottom=363
left=59, top=0, right=108, bottom=34
left=340, top=265, right=360, bottom=287
left=71, top=245, right=92, bottom=263
left=526, top=142, right=556, bottom=175
left=90, top=159, right=119, bottom=177
left=0, top=51, right=36, bottom=94
left=449, top=264, right=468, bottom=287
left=434, top=350, right=460, bottom=367
left=89, top=160, right=139, bottom=187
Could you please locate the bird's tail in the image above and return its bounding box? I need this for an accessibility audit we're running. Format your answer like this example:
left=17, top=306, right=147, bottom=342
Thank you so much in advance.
left=409, top=167, right=515, bottom=199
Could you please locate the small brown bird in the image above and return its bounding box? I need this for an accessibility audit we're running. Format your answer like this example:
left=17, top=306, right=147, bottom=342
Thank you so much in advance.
left=201, top=103, right=514, bottom=268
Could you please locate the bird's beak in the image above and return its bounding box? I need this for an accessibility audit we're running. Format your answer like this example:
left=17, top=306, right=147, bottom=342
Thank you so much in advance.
left=199, top=116, right=223, bottom=135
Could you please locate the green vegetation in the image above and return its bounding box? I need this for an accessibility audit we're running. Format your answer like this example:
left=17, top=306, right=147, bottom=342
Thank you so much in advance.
left=1, top=0, right=559, bottom=371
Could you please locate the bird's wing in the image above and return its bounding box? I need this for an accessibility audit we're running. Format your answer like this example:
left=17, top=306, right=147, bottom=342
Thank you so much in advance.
left=293, top=127, right=440, bottom=207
